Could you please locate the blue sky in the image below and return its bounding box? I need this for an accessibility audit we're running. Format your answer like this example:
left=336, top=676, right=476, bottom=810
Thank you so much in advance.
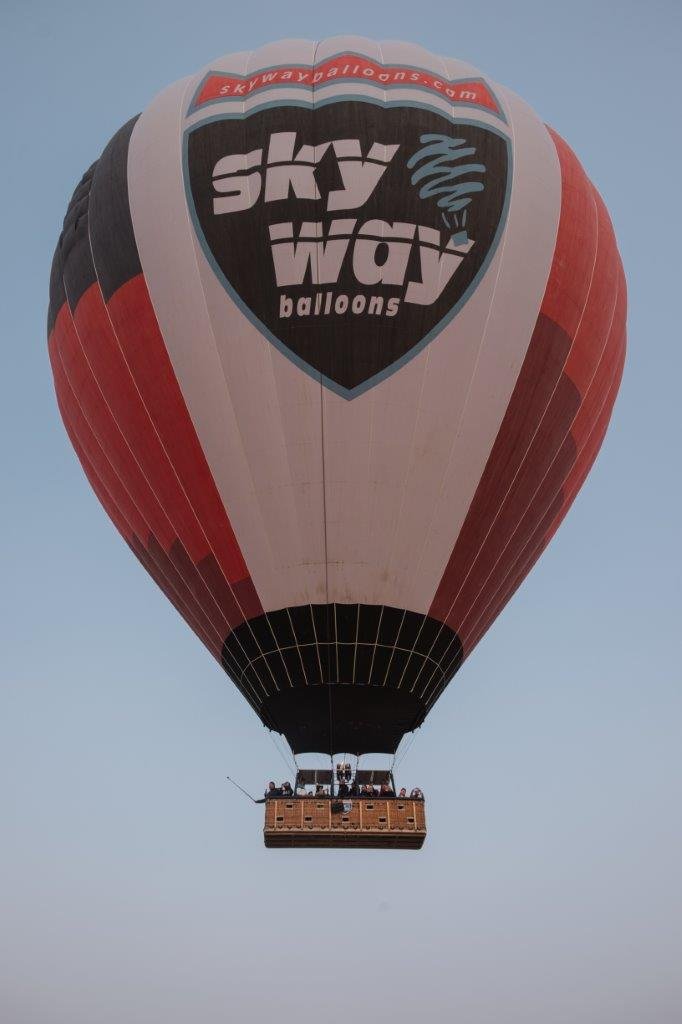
left=1, top=2, right=681, bottom=1022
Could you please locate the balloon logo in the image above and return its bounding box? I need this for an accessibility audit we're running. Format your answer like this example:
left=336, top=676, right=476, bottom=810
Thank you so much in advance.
left=48, top=40, right=626, bottom=759
left=407, top=133, right=487, bottom=246
left=185, top=101, right=509, bottom=396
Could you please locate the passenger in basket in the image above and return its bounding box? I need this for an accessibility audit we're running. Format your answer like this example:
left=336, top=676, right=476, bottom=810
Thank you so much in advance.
left=315, top=783, right=327, bottom=797
left=264, top=781, right=281, bottom=798
left=380, top=782, right=395, bottom=797
left=337, top=779, right=350, bottom=798
left=348, top=778, right=360, bottom=797
left=410, top=787, right=424, bottom=800
left=281, top=781, right=293, bottom=797
left=398, top=787, right=407, bottom=798
left=363, top=783, right=376, bottom=797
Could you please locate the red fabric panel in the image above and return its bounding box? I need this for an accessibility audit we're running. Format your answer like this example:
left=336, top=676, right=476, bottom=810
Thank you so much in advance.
left=569, top=274, right=627, bottom=456
left=429, top=315, right=575, bottom=625
left=54, top=301, right=176, bottom=548
left=50, top=331, right=220, bottom=657
left=462, top=362, right=623, bottom=661
left=455, top=423, right=578, bottom=642
left=460, top=304, right=625, bottom=662
left=439, top=369, right=581, bottom=632
left=435, top=171, right=623, bottom=639
left=71, top=283, right=260, bottom=629
left=429, top=126, right=621, bottom=662
left=458, top=491, right=565, bottom=665
left=50, top=318, right=154, bottom=545
left=129, top=536, right=222, bottom=659
left=51, top=301, right=233, bottom=647
left=562, top=190, right=620, bottom=397
left=547, top=346, right=625, bottom=544
left=54, top=393, right=134, bottom=543
left=541, top=128, right=598, bottom=339
left=106, top=275, right=256, bottom=598
left=71, top=283, right=213, bottom=563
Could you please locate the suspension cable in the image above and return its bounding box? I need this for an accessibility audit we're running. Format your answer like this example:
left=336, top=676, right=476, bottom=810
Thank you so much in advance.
left=268, top=729, right=297, bottom=780
left=394, top=730, right=418, bottom=773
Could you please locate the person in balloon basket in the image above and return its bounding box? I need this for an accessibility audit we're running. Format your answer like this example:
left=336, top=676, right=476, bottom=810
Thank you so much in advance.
left=410, top=788, right=424, bottom=800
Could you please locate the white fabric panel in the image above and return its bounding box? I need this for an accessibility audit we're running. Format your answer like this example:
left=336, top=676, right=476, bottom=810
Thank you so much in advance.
left=127, top=69, right=309, bottom=609
left=317, top=45, right=562, bottom=609
left=128, top=38, right=562, bottom=617
left=392, top=82, right=562, bottom=611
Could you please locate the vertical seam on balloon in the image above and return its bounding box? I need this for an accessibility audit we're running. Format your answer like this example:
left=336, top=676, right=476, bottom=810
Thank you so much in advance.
left=351, top=601, right=361, bottom=685
left=303, top=40, right=324, bottom=699
left=237, top=51, right=293, bottom=695
left=312, top=37, right=331, bottom=690
left=248, top=44, right=323, bottom=693
left=285, top=606, right=310, bottom=688
left=312, top=37, right=335, bottom=752
left=366, top=604, right=385, bottom=689
left=390, top=44, right=462, bottom=694
left=373, top=37, right=410, bottom=696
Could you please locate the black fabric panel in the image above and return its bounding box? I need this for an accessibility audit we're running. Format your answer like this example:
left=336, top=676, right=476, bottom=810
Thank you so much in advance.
left=220, top=603, right=463, bottom=754
left=47, top=244, right=66, bottom=336
left=53, top=162, right=98, bottom=315
left=48, top=164, right=95, bottom=332
left=48, top=113, right=140, bottom=329
left=263, top=684, right=424, bottom=756
left=88, top=116, right=142, bottom=301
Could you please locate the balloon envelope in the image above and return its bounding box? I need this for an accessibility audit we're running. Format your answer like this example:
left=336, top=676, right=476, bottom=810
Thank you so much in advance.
left=48, top=38, right=626, bottom=755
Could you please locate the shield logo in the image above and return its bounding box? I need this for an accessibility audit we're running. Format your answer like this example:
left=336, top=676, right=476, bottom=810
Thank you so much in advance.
left=184, top=99, right=510, bottom=398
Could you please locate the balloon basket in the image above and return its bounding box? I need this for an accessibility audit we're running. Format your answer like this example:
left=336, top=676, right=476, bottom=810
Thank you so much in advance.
left=263, top=796, right=426, bottom=849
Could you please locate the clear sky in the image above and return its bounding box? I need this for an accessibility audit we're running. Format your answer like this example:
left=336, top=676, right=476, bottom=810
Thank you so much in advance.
left=1, top=2, right=680, bottom=1022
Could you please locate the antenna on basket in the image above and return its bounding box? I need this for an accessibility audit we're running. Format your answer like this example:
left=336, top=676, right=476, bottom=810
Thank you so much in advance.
left=225, top=775, right=261, bottom=804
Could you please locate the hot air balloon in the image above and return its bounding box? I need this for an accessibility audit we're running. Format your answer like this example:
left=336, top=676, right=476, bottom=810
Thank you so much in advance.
left=48, top=38, right=626, bottom=848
